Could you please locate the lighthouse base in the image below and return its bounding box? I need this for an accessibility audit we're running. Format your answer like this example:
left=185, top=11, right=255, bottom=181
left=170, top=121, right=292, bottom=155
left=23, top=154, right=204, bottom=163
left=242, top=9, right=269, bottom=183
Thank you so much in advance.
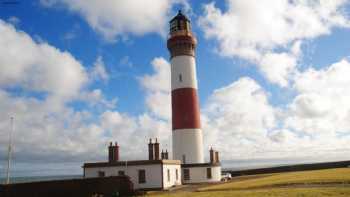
left=172, top=129, right=204, bottom=164
left=181, top=163, right=221, bottom=184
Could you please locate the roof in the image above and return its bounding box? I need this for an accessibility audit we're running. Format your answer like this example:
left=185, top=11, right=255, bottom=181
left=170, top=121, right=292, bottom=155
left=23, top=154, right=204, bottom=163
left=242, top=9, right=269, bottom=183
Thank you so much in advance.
left=84, top=159, right=181, bottom=168
left=170, top=10, right=190, bottom=23
left=181, top=162, right=221, bottom=168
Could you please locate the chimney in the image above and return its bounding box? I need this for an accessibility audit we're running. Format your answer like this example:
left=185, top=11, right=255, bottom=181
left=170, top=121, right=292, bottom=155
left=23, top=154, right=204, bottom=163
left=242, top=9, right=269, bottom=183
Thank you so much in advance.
left=210, top=147, right=215, bottom=163
left=114, top=142, right=119, bottom=161
left=154, top=138, right=160, bottom=160
left=165, top=149, right=169, bottom=159
left=161, top=150, right=164, bottom=160
left=108, top=142, right=114, bottom=163
left=215, top=151, right=219, bottom=163
left=148, top=138, right=154, bottom=160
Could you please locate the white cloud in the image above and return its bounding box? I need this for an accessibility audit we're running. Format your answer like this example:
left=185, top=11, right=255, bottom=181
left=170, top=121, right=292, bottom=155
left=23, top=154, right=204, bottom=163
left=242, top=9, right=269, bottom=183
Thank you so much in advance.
left=137, top=57, right=350, bottom=161
left=41, top=0, right=190, bottom=41
left=0, top=20, right=88, bottom=100
left=0, top=21, right=172, bottom=164
left=90, top=56, right=109, bottom=82
left=260, top=52, right=297, bottom=87
left=202, top=77, right=277, bottom=158
left=198, top=0, right=349, bottom=86
left=139, top=57, right=171, bottom=120
left=79, top=89, right=117, bottom=109
left=285, top=59, right=350, bottom=136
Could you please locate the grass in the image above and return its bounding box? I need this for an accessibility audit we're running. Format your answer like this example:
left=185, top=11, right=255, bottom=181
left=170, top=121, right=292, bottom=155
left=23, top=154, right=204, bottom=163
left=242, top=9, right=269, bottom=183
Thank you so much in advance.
left=150, top=187, right=350, bottom=197
left=147, top=168, right=350, bottom=197
left=200, top=168, right=350, bottom=191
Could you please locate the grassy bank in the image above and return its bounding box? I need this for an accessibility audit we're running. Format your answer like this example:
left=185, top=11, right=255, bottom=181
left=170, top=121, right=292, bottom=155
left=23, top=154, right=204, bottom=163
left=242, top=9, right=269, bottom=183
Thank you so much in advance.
left=148, top=168, right=350, bottom=197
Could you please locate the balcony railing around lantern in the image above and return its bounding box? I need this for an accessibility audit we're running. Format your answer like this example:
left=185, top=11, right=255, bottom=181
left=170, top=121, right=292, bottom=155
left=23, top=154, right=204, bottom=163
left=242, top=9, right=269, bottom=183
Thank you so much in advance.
left=168, top=30, right=197, bottom=45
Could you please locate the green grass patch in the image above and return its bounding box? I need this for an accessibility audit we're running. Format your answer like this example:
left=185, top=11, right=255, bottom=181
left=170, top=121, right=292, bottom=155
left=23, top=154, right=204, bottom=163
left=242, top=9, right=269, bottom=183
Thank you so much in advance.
left=200, top=168, right=350, bottom=191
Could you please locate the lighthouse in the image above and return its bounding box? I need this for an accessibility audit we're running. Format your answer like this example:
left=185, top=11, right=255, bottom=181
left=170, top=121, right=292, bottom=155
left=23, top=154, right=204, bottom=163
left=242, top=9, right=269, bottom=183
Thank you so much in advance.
left=167, top=11, right=204, bottom=164
left=83, top=11, right=221, bottom=187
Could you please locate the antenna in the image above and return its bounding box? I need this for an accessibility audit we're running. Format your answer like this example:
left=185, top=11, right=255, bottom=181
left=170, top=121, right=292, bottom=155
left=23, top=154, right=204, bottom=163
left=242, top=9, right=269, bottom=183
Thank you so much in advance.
left=5, top=117, right=14, bottom=185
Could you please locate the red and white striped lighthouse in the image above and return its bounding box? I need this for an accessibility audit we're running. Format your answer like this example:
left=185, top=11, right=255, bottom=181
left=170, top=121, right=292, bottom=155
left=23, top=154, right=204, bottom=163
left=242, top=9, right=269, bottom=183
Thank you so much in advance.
left=167, top=11, right=204, bottom=164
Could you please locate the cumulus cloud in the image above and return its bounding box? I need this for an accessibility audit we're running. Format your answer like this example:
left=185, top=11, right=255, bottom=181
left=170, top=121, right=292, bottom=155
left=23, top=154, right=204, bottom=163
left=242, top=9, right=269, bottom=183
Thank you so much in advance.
left=0, top=20, right=88, bottom=101
left=0, top=22, right=172, bottom=165
left=198, top=0, right=349, bottom=86
left=202, top=77, right=278, bottom=158
left=136, top=57, right=350, bottom=161
left=139, top=57, right=171, bottom=120
left=285, top=59, right=350, bottom=136
left=41, top=0, right=190, bottom=41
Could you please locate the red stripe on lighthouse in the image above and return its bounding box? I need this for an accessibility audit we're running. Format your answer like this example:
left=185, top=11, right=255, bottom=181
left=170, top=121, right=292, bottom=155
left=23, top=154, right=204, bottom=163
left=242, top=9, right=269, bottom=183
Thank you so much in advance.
left=172, top=88, right=201, bottom=130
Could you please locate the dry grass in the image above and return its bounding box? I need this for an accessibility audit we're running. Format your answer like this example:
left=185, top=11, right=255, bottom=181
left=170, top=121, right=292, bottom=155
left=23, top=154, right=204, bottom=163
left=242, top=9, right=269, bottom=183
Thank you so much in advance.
left=200, top=168, right=350, bottom=191
left=149, top=187, right=350, bottom=197
left=147, top=168, right=350, bottom=197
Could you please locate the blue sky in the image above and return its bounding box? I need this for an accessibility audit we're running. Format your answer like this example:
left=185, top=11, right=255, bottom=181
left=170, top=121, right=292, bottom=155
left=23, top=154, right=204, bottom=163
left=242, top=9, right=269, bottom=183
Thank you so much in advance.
left=1, top=0, right=350, bottom=177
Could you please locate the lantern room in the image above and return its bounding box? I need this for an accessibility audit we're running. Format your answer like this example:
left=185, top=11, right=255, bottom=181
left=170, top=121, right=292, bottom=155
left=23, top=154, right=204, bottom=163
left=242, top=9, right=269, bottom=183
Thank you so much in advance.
left=170, top=10, right=191, bottom=34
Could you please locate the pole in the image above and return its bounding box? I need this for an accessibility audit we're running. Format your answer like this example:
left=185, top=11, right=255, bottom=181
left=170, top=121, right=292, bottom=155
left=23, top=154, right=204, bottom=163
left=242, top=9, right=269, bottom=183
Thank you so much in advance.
left=5, top=117, right=14, bottom=185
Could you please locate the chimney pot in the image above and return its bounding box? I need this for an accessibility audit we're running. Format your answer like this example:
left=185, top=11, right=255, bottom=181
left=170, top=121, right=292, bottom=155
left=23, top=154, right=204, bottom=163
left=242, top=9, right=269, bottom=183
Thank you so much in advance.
left=114, top=142, right=119, bottom=161
left=148, top=139, right=154, bottom=160
left=210, top=148, right=215, bottom=163
left=154, top=138, right=160, bottom=160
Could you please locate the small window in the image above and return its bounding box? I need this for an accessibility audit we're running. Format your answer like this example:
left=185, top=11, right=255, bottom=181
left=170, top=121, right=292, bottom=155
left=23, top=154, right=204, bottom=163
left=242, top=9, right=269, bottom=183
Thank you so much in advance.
left=138, top=169, right=146, bottom=183
left=170, top=21, right=178, bottom=32
left=98, top=171, right=105, bottom=177
left=179, top=74, right=182, bottom=82
left=175, top=169, right=178, bottom=180
left=183, top=169, right=190, bottom=180
left=167, top=169, right=170, bottom=182
left=118, top=170, right=125, bottom=176
left=207, top=168, right=212, bottom=179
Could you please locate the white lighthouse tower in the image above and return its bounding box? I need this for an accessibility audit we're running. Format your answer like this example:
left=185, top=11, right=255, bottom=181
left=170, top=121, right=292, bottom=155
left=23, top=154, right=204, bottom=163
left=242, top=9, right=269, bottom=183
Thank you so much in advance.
left=167, top=11, right=203, bottom=164
left=167, top=11, right=221, bottom=183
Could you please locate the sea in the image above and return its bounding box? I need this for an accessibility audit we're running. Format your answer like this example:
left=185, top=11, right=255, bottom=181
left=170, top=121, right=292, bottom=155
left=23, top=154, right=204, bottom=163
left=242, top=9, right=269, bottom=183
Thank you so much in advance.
left=0, top=175, right=82, bottom=184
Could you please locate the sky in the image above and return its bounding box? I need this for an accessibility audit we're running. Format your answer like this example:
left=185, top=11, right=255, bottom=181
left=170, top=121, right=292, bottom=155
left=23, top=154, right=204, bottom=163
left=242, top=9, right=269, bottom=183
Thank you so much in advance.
left=1, top=0, right=350, bottom=177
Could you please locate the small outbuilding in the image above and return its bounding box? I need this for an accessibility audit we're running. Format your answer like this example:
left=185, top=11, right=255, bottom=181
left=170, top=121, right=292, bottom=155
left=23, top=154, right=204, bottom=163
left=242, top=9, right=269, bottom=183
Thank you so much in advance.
left=83, top=140, right=182, bottom=190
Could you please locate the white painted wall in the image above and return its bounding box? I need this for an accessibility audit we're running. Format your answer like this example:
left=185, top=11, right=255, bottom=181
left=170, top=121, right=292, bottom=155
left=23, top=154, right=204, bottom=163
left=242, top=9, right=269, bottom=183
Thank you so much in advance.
left=182, top=166, right=221, bottom=184
left=84, top=164, right=162, bottom=189
left=84, top=163, right=182, bottom=189
left=171, top=56, right=198, bottom=90
left=162, top=164, right=182, bottom=189
left=173, top=129, right=204, bottom=164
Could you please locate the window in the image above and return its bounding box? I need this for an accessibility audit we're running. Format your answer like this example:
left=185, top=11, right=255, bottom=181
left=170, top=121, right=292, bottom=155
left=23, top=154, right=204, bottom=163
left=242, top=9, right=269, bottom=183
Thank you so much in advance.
left=118, top=170, right=125, bottom=176
left=183, top=169, right=190, bottom=180
left=98, top=171, right=105, bottom=177
left=207, top=168, right=212, bottom=179
left=170, top=21, right=178, bottom=32
left=167, top=169, right=170, bottom=182
left=179, top=74, right=182, bottom=82
left=182, top=155, right=186, bottom=164
left=138, top=169, right=146, bottom=183
left=175, top=169, right=178, bottom=180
